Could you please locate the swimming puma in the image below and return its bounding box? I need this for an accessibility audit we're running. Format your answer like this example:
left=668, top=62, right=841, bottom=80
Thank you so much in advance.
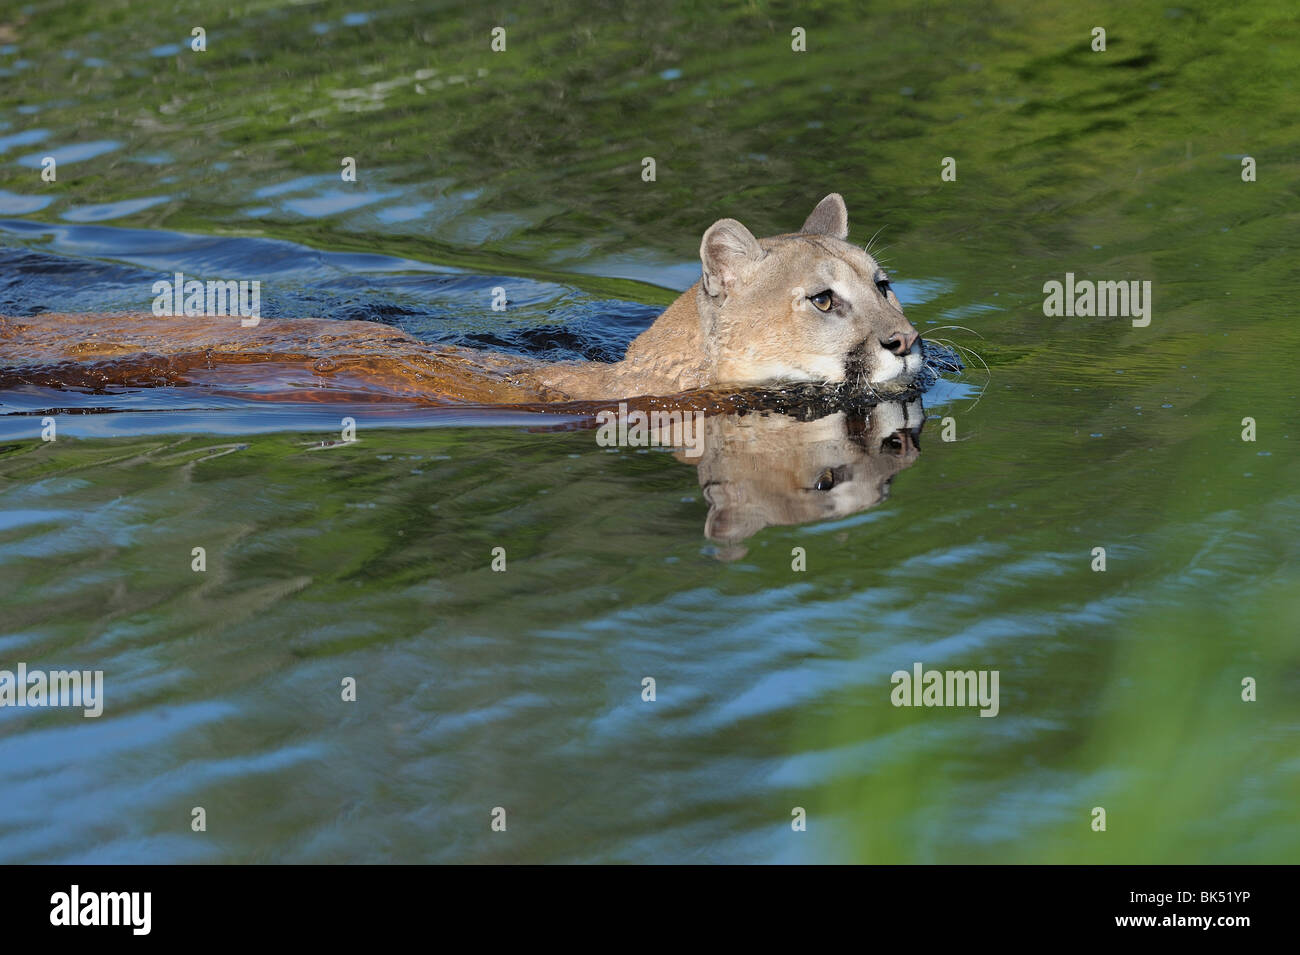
left=0, top=194, right=922, bottom=404
left=539, top=193, right=923, bottom=400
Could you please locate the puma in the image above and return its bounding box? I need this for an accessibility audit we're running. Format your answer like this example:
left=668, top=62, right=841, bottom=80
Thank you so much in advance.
left=0, top=194, right=923, bottom=404
left=540, top=193, right=923, bottom=400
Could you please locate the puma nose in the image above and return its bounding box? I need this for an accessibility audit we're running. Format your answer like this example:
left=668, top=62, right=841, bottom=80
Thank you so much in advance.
left=882, top=330, right=919, bottom=356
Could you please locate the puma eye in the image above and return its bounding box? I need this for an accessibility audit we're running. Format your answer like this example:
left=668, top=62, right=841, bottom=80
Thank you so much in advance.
left=875, top=278, right=892, bottom=295
left=814, top=467, right=836, bottom=491
left=809, top=290, right=834, bottom=312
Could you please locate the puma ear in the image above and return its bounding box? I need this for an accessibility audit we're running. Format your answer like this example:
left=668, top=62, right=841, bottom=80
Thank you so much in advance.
left=800, top=193, right=849, bottom=239
left=700, top=218, right=764, bottom=298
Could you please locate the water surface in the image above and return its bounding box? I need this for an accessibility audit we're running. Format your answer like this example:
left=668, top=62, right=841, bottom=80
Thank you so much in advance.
left=1, top=0, right=1297, bottom=863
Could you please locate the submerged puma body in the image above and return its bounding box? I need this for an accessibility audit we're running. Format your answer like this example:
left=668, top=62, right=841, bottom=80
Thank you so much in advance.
left=0, top=194, right=924, bottom=404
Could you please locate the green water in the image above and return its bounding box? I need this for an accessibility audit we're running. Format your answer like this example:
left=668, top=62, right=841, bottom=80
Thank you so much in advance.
left=0, top=0, right=1298, bottom=862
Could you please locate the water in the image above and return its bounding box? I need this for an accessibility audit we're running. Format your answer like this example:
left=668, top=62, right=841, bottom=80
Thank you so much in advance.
left=1, top=0, right=1298, bottom=863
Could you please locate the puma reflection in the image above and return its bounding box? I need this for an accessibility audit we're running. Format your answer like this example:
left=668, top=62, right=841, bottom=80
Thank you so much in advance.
left=674, top=399, right=924, bottom=551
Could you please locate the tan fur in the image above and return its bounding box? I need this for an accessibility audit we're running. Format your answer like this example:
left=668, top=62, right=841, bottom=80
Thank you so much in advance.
left=677, top=399, right=924, bottom=552
left=0, top=195, right=923, bottom=405
left=536, top=194, right=923, bottom=400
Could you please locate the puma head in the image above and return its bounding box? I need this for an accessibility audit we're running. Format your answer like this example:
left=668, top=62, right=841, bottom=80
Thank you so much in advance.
left=696, top=193, right=923, bottom=394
